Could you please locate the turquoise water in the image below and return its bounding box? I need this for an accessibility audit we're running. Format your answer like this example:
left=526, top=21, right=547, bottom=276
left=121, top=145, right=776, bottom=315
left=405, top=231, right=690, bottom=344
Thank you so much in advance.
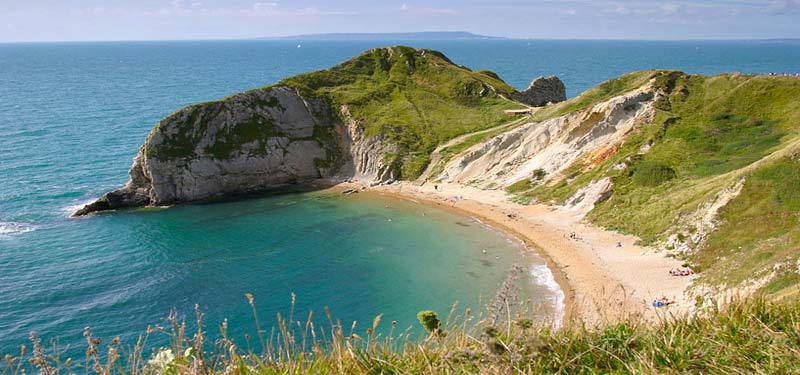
left=2, top=39, right=799, bottom=356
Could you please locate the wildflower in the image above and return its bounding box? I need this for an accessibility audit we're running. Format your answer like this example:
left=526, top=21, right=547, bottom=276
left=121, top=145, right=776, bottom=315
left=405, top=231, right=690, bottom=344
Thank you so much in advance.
left=148, top=348, right=175, bottom=371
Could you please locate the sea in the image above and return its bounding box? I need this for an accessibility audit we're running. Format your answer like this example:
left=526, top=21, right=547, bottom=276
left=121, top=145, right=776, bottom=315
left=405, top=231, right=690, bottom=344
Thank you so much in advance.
left=1, top=39, right=799, bottom=357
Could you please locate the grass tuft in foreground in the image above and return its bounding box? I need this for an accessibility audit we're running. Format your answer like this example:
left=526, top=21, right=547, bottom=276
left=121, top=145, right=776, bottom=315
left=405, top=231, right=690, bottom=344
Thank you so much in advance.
left=3, top=296, right=798, bottom=374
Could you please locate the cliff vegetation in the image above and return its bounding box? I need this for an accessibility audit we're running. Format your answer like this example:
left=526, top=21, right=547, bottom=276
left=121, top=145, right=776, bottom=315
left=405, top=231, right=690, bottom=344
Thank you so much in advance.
left=280, top=46, right=522, bottom=178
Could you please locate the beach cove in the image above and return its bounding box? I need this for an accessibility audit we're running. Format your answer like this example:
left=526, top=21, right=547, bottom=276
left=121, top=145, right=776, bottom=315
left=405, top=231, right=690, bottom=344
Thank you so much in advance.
left=349, top=181, right=696, bottom=324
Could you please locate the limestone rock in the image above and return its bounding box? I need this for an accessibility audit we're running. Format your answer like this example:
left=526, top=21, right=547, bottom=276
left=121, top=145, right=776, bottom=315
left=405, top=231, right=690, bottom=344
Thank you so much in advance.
left=511, top=76, right=567, bottom=107
left=436, top=87, right=656, bottom=188
left=73, top=84, right=401, bottom=216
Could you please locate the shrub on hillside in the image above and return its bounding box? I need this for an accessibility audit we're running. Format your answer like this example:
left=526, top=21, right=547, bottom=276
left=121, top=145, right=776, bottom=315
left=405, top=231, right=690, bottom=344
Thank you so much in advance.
left=632, top=160, right=676, bottom=186
left=417, top=310, right=441, bottom=334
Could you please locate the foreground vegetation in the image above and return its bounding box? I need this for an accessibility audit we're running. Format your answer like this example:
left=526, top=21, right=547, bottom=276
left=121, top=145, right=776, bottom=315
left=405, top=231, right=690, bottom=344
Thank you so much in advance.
left=4, top=296, right=798, bottom=374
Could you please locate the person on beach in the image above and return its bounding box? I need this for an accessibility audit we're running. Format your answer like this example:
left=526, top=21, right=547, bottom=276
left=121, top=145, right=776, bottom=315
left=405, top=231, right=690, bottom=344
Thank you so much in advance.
left=652, top=296, right=674, bottom=308
left=669, top=268, right=694, bottom=276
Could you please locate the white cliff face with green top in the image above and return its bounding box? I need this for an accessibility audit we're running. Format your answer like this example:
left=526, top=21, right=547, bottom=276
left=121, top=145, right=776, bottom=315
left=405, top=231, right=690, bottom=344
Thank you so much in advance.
left=141, top=87, right=336, bottom=202
left=75, top=86, right=343, bottom=214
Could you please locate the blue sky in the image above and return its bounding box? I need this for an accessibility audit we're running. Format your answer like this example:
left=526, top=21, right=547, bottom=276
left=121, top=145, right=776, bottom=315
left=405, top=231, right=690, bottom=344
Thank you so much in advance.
left=2, top=0, right=799, bottom=42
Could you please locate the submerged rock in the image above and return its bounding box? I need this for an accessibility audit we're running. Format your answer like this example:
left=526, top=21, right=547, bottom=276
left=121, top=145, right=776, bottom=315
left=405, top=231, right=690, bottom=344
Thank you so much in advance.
left=511, top=76, right=567, bottom=107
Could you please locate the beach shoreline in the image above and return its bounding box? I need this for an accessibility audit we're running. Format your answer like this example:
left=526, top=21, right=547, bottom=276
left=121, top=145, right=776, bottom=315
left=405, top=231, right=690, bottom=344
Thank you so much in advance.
left=326, top=180, right=696, bottom=325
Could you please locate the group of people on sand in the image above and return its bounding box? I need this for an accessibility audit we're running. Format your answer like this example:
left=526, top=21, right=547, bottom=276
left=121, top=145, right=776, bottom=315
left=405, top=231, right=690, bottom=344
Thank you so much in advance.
left=669, top=268, right=694, bottom=276
left=568, top=231, right=580, bottom=240
left=652, top=296, right=675, bottom=308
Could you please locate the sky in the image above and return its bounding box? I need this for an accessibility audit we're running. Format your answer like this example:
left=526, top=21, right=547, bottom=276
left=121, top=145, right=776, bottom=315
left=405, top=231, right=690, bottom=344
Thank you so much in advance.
left=1, top=0, right=800, bottom=42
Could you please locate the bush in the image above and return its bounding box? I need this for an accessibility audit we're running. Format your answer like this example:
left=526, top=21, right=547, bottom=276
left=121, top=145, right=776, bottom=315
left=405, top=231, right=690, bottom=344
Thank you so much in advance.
left=417, top=310, right=441, bottom=333
left=632, top=160, right=676, bottom=186
left=532, top=168, right=547, bottom=180
left=475, top=70, right=501, bottom=81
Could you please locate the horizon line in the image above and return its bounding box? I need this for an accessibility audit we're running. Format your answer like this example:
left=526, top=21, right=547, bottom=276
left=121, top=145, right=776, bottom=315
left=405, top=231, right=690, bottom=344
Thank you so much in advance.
left=2, top=36, right=799, bottom=45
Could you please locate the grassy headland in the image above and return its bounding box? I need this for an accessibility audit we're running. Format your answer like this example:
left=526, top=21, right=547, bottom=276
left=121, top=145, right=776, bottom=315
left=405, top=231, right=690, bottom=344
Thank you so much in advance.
left=280, top=46, right=523, bottom=178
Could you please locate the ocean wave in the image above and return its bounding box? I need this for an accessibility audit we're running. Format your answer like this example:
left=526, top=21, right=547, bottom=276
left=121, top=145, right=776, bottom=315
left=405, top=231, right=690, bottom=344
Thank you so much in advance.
left=61, top=199, right=97, bottom=216
left=0, top=221, right=37, bottom=238
left=529, top=263, right=566, bottom=328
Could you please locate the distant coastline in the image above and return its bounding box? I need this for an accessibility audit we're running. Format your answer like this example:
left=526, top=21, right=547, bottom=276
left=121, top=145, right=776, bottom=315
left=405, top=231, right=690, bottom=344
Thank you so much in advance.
left=261, top=31, right=506, bottom=41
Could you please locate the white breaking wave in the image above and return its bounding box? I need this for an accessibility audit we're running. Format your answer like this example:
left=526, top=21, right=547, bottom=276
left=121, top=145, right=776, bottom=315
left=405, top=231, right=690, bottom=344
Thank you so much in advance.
left=62, top=199, right=98, bottom=217
left=529, top=263, right=566, bottom=328
left=0, top=221, right=37, bottom=238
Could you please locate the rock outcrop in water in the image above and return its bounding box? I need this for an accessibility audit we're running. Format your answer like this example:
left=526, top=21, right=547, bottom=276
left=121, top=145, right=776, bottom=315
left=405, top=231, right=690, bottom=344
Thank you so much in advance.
left=75, top=87, right=346, bottom=215
left=510, top=76, right=567, bottom=107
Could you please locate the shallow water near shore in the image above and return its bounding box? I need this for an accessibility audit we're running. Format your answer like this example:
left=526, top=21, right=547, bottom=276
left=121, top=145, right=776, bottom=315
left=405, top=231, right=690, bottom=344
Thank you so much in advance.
left=0, top=188, right=559, bottom=357
left=2, top=39, right=800, bottom=356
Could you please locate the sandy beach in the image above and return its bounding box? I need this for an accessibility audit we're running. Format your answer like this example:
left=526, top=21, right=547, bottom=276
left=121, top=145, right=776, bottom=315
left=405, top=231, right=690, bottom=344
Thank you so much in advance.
left=337, top=181, right=696, bottom=325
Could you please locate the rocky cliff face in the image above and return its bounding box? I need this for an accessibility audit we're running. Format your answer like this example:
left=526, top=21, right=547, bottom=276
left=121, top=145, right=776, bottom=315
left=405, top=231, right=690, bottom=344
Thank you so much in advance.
left=336, top=105, right=398, bottom=182
left=435, top=86, right=656, bottom=189
left=510, top=76, right=567, bottom=107
left=75, top=86, right=391, bottom=215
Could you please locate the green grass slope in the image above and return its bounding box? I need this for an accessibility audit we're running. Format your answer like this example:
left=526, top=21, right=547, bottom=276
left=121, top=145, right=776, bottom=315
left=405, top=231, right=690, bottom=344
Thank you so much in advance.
left=280, top=46, right=523, bottom=178
left=529, top=70, right=657, bottom=123
left=520, top=71, right=800, bottom=297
